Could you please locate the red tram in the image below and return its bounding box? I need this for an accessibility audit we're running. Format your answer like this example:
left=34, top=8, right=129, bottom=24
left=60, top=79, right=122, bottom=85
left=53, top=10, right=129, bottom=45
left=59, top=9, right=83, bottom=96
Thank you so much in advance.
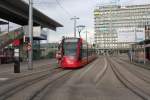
left=56, top=37, right=97, bottom=68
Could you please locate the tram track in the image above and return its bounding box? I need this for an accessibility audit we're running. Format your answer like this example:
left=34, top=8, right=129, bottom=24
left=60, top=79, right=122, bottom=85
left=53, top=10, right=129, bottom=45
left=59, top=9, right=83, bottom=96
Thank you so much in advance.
left=114, top=58, right=150, bottom=84
left=1, top=56, right=148, bottom=100
left=0, top=63, right=58, bottom=86
left=78, top=57, right=103, bottom=79
left=29, top=70, right=74, bottom=100
left=68, top=56, right=107, bottom=85
left=108, top=58, right=150, bottom=100
left=0, top=57, right=100, bottom=100
left=94, top=57, right=108, bottom=84
left=0, top=67, right=63, bottom=100
left=29, top=57, right=105, bottom=100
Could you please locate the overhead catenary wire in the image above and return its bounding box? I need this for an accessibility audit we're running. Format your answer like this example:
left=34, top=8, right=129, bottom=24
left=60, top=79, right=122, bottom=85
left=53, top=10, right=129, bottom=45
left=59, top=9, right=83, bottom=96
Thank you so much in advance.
left=21, top=0, right=71, bottom=29
left=55, top=0, right=72, bottom=17
left=30, top=0, right=74, bottom=39
left=31, top=0, right=72, bottom=18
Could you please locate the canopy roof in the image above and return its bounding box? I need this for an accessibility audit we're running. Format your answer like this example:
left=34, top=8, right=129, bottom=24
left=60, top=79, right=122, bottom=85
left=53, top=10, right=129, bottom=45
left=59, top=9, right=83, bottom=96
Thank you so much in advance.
left=0, top=20, right=8, bottom=25
left=0, top=0, right=63, bottom=30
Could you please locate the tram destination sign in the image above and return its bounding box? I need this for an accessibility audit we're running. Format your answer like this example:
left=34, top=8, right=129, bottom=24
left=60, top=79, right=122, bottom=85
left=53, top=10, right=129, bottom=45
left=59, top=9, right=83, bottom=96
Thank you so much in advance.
left=65, top=38, right=78, bottom=42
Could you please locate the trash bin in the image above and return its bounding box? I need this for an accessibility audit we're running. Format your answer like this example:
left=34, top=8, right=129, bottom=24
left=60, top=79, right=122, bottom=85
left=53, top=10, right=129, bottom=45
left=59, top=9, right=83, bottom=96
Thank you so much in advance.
left=14, top=60, right=20, bottom=73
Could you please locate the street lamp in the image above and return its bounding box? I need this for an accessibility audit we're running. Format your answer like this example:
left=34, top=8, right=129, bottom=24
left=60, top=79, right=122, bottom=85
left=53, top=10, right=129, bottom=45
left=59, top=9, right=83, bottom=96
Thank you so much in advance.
left=76, top=25, right=85, bottom=37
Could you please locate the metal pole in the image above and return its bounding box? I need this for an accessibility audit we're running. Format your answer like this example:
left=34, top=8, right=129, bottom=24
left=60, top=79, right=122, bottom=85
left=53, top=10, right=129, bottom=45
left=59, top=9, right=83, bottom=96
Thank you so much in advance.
left=86, top=28, right=87, bottom=43
left=28, top=0, right=33, bottom=70
left=8, top=21, right=9, bottom=33
left=144, top=43, right=146, bottom=64
left=131, top=44, right=133, bottom=62
left=109, top=5, right=112, bottom=56
left=74, top=19, right=77, bottom=37
left=71, top=16, right=79, bottom=37
left=85, top=27, right=88, bottom=62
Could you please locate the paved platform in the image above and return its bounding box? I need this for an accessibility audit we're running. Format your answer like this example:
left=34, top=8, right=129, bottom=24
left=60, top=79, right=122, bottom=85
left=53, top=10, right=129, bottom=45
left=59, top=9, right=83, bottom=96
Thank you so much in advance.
left=0, top=58, right=58, bottom=83
left=118, top=54, right=150, bottom=69
left=0, top=59, right=58, bottom=77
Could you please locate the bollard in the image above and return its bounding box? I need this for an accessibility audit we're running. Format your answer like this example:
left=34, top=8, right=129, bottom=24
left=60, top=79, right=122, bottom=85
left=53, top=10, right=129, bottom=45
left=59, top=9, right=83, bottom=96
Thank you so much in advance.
left=14, top=48, right=20, bottom=73
left=14, top=59, right=20, bottom=73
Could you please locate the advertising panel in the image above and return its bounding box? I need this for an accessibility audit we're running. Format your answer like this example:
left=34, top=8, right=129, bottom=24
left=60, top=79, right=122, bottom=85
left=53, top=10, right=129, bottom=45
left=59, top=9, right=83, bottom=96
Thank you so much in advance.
left=23, top=26, right=41, bottom=37
left=117, top=28, right=145, bottom=42
left=33, top=26, right=41, bottom=37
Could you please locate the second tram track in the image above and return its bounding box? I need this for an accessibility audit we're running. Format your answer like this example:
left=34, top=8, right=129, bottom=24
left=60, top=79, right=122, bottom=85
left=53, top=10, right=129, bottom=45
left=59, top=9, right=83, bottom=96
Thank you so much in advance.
left=108, top=58, right=150, bottom=100
left=94, top=57, right=108, bottom=84
left=114, top=59, right=150, bottom=84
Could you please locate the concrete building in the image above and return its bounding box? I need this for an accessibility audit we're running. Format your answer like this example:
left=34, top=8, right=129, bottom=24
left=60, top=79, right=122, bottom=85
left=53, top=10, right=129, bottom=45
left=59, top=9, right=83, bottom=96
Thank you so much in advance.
left=94, top=4, right=150, bottom=54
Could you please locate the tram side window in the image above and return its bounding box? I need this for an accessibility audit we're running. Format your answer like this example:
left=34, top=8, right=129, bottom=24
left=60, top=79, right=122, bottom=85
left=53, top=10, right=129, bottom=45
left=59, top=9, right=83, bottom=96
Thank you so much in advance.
left=88, top=49, right=91, bottom=56
left=80, top=45, right=82, bottom=59
left=82, top=49, right=87, bottom=58
left=88, top=49, right=90, bottom=56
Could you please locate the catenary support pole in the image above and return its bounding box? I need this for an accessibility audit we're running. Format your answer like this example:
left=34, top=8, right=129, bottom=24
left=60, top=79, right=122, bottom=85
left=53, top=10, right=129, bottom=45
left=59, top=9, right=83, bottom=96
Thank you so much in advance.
left=28, top=0, right=33, bottom=70
left=71, top=16, right=79, bottom=37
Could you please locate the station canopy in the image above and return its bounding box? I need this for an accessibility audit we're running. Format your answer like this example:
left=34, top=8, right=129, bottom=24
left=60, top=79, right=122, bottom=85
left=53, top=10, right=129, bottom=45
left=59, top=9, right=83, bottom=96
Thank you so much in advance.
left=0, top=20, right=8, bottom=25
left=0, top=0, right=63, bottom=30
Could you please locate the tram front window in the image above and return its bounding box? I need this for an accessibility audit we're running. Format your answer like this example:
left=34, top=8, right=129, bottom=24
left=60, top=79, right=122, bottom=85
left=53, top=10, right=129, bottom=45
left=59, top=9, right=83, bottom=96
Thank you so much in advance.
left=63, top=42, right=77, bottom=56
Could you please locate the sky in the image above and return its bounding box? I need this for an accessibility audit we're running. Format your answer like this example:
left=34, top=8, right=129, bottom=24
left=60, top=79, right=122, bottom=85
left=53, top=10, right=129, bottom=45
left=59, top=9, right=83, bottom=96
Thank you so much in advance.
left=15, top=0, right=150, bottom=43
left=33, top=0, right=99, bottom=43
left=32, top=0, right=150, bottom=43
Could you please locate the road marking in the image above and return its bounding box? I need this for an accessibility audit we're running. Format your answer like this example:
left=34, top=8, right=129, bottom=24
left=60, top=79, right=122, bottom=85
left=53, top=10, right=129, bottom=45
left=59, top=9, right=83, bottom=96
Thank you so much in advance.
left=94, top=57, right=108, bottom=83
left=0, top=78, right=9, bottom=81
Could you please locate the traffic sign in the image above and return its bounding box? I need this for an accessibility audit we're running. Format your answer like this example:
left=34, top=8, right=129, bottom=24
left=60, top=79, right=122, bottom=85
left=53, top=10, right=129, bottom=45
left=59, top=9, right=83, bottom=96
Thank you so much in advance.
left=26, top=43, right=32, bottom=51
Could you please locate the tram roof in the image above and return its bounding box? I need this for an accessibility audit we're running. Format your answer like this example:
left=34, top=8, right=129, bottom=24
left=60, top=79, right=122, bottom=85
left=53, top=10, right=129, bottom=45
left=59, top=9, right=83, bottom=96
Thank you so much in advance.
left=0, top=0, right=63, bottom=30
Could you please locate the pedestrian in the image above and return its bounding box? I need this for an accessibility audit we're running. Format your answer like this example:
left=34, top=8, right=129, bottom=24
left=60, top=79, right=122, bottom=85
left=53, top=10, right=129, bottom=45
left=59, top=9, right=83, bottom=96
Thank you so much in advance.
left=128, top=50, right=132, bottom=62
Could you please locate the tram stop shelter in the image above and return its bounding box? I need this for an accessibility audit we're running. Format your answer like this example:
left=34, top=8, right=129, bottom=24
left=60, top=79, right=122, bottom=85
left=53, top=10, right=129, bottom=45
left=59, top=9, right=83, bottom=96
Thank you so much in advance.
left=132, top=39, right=150, bottom=64
left=0, top=0, right=63, bottom=30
